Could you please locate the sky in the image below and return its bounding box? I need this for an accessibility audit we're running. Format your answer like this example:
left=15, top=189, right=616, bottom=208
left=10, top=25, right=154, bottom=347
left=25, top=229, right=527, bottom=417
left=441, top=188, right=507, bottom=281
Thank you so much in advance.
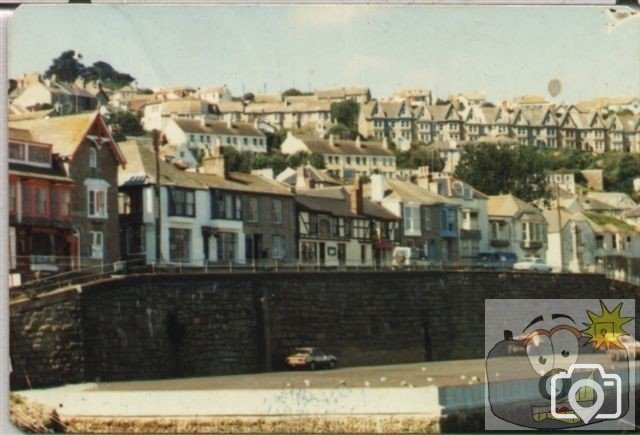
left=7, top=4, right=640, bottom=104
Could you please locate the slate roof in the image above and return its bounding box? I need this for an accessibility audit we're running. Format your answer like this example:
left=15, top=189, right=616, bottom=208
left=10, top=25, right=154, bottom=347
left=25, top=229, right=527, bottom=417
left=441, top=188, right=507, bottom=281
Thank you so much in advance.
left=295, top=187, right=398, bottom=220
left=171, top=119, right=265, bottom=137
left=118, top=139, right=291, bottom=196
left=9, top=112, right=126, bottom=165
left=487, top=194, right=541, bottom=217
left=296, top=137, right=393, bottom=157
left=383, top=179, right=456, bottom=205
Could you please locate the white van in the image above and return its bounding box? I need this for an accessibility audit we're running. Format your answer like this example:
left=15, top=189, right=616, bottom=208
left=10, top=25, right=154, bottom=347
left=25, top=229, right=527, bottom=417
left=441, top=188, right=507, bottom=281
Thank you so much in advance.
left=392, top=247, right=431, bottom=269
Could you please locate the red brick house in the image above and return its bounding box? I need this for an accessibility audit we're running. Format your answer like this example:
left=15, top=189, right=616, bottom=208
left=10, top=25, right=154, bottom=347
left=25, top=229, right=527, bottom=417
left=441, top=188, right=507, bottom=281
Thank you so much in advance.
left=9, top=112, right=126, bottom=271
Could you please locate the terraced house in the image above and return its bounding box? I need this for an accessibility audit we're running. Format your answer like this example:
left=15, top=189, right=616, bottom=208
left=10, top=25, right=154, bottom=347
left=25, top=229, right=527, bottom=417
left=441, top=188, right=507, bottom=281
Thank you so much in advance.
left=8, top=128, right=75, bottom=285
left=487, top=194, right=548, bottom=261
left=281, top=132, right=396, bottom=179
left=295, top=178, right=399, bottom=267
left=369, top=174, right=460, bottom=264
left=9, top=112, right=127, bottom=269
left=118, top=141, right=295, bottom=265
left=358, top=100, right=414, bottom=147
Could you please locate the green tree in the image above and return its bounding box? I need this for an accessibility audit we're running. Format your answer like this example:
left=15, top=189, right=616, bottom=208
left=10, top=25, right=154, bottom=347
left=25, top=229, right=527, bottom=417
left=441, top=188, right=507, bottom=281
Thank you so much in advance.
left=598, top=152, right=640, bottom=194
left=330, top=101, right=360, bottom=132
left=223, top=147, right=242, bottom=172
left=107, top=111, right=144, bottom=140
left=242, top=92, right=255, bottom=103
left=326, top=123, right=356, bottom=140
left=287, top=151, right=309, bottom=168
left=83, top=61, right=135, bottom=89
left=44, top=50, right=85, bottom=83
left=454, top=144, right=550, bottom=203
left=308, top=152, right=326, bottom=169
left=282, top=88, right=303, bottom=97
left=408, top=146, right=444, bottom=172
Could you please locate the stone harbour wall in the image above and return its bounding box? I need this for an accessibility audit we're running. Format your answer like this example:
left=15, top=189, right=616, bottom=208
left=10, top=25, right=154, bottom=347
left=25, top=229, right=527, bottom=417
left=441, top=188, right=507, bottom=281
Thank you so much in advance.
left=9, top=271, right=640, bottom=389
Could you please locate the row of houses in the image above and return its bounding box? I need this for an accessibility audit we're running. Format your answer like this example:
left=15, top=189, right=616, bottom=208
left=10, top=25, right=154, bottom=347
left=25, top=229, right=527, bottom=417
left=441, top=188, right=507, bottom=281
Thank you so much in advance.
left=359, top=101, right=640, bottom=153
left=8, top=112, right=640, bottom=287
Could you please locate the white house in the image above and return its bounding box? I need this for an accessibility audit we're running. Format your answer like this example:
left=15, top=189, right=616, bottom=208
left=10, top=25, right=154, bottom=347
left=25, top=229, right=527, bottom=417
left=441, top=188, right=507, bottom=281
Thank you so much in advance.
left=163, top=118, right=267, bottom=163
left=141, top=97, right=220, bottom=132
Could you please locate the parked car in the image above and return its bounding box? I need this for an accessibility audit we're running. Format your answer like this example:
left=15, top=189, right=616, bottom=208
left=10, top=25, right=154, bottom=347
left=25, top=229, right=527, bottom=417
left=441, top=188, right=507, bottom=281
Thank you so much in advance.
left=608, top=335, right=640, bottom=361
left=392, top=247, right=432, bottom=269
left=513, top=257, right=551, bottom=272
left=474, top=252, right=518, bottom=270
left=285, top=347, right=337, bottom=370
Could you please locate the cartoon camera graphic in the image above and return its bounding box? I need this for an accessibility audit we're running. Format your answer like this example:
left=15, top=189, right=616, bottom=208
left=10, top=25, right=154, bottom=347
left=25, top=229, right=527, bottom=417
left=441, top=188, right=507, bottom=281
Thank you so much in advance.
left=486, top=301, right=633, bottom=430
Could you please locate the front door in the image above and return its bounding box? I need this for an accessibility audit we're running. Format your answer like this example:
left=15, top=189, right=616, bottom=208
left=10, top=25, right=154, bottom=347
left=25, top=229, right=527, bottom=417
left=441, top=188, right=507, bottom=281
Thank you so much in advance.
left=337, top=243, right=346, bottom=266
left=319, top=242, right=326, bottom=265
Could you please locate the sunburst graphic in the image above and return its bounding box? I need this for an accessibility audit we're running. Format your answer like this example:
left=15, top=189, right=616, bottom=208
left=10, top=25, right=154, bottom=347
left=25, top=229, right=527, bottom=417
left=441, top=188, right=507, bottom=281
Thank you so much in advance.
left=582, top=301, right=633, bottom=350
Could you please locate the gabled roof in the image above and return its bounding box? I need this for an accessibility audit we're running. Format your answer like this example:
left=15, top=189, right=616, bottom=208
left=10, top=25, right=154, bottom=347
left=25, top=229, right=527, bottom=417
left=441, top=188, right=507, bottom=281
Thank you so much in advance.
left=276, top=165, right=340, bottom=186
left=378, top=101, right=410, bottom=119
left=8, top=108, right=57, bottom=122
left=487, top=194, right=541, bottom=217
left=216, top=101, right=245, bottom=113
left=294, top=136, right=393, bottom=157
left=9, top=112, right=126, bottom=166
left=583, top=192, right=637, bottom=211
left=426, top=104, right=461, bottom=122
left=171, top=119, right=265, bottom=137
left=514, top=95, right=549, bottom=105
left=515, top=108, right=547, bottom=126
left=383, top=179, right=456, bottom=205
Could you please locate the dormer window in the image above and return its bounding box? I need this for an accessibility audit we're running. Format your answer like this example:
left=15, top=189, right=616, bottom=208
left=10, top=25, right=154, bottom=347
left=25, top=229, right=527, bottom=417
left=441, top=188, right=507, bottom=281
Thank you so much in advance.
left=89, top=147, right=98, bottom=168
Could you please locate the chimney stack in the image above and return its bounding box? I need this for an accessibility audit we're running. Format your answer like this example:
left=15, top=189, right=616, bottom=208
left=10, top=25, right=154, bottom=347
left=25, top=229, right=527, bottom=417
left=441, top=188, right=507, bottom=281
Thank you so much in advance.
left=200, top=117, right=206, bottom=127
left=416, top=166, right=431, bottom=190
left=370, top=173, right=385, bottom=202
left=201, top=146, right=227, bottom=178
left=349, top=175, right=364, bottom=214
left=296, top=166, right=308, bottom=190
left=226, top=118, right=232, bottom=129
left=356, top=136, right=362, bottom=148
left=329, top=134, right=335, bottom=147
left=382, top=136, right=388, bottom=150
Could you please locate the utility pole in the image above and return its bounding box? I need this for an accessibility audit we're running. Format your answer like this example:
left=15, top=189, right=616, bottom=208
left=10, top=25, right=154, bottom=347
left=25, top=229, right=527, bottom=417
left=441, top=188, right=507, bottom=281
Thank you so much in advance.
left=152, top=130, right=162, bottom=264
left=555, top=182, right=564, bottom=272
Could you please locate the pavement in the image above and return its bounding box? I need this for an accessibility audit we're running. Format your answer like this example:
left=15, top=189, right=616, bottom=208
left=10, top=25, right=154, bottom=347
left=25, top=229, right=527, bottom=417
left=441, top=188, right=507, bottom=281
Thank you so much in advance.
left=14, top=358, right=639, bottom=419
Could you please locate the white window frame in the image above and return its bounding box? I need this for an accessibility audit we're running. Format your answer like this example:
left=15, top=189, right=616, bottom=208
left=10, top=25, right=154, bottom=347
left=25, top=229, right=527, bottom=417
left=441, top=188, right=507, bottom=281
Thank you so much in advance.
left=89, top=147, right=98, bottom=168
left=85, top=179, right=110, bottom=219
left=403, top=204, right=421, bottom=236
left=90, top=231, right=104, bottom=259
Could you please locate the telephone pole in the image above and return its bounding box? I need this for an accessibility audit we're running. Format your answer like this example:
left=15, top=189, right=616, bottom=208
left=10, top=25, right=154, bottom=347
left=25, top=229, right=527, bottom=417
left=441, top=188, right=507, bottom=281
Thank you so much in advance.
left=152, top=130, right=162, bottom=263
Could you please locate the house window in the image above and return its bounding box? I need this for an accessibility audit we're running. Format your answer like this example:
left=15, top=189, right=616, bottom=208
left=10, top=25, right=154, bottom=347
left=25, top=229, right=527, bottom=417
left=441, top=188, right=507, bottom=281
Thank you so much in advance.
left=403, top=205, right=420, bottom=235
left=28, top=145, right=51, bottom=165
left=300, top=241, right=317, bottom=263
left=360, top=244, right=367, bottom=264
left=217, top=232, right=237, bottom=261
left=423, top=210, right=432, bottom=231
left=9, top=182, right=17, bottom=215
left=344, top=218, right=352, bottom=237
left=212, top=190, right=242, bottom=220
left=34, top=187, right=49, bottom=217
left=89, top=147, right=98, bottom=168
left=169, top=188, right=196, bottom=217
left=243, top=138, right=248, bottom=145
left=169, top=228, right=191, bottom=262
left=88, top=187, right=108, bottom=218
left=272, top=199, right=283, bottom=224
left=246, top=197, right=258, bottom=222
left=272, top=235, right=285, bottom=259
left=9, top=143, right=25, bottom=161
left=127, top=225, right=145, bottom=254
left=90, top=231, right=103, bottom=259
left=308, top=214, right=318, bottom=234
